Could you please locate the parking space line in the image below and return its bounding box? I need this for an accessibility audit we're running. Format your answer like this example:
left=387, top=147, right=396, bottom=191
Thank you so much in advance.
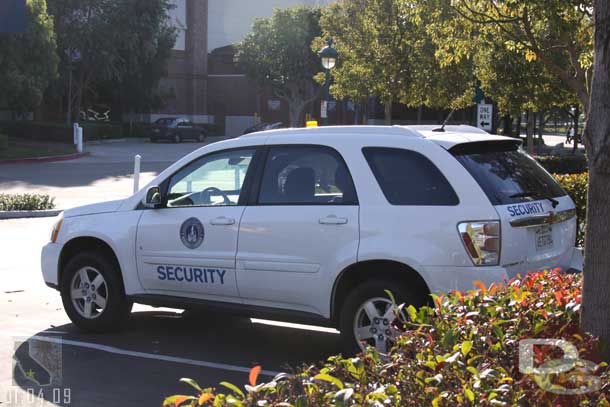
left=1, top=331, right=279, bottom=377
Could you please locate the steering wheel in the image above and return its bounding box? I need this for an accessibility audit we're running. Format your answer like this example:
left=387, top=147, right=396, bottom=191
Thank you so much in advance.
left=200, top=187, right=232, bottom=205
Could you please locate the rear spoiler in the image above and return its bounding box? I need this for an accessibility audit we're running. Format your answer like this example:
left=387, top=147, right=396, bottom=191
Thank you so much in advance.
left=449, top=139, right=523, bottom=156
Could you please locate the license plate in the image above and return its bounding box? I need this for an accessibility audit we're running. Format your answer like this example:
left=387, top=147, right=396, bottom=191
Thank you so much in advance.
left=535, top=226, right=554, bottom=251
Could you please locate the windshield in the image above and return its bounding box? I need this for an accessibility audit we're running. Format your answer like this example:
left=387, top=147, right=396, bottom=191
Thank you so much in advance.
left=155, top=118, right=176, bottom=125
left=451, top=141, right=567, bottom=206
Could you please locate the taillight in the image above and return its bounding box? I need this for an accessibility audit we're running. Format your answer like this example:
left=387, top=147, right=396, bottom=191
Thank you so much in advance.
left=458, top=221, right=501, bottom=266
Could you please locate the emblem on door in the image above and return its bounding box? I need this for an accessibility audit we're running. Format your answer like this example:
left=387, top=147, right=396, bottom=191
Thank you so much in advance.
left=180, top=218, right=205, bottom=249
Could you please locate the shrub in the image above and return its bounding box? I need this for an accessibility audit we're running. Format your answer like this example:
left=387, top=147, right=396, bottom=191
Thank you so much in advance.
left=554, top=173, right=588, bottom=247
left=0, top=133, right=8, bottom=150
left=0, top=193, right=56, bottom=211
left=166, top=270, right=609, bottom=407
left=0, top=121, right=123, bottom=143
left=537, top=155, right=588, bottom=175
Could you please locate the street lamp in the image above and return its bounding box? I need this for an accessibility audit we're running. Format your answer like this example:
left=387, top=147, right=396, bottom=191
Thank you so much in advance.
left=319, top=38, right=338, bottom=125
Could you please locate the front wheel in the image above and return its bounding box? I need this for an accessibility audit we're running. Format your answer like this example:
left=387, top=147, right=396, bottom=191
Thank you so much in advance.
left=60, top=252, right=132, bottom=332
left=338, top=280, right=424, bottom=355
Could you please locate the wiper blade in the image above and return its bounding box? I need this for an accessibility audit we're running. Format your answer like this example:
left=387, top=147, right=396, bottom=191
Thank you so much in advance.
left=509, top=191, right=559, bottom=208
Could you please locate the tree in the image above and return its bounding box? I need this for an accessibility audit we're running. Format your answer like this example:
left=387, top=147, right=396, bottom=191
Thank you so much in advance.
left=237, top=6, right=323, bottom=127
left=582, top=1, right=610, bottom=358
left=318, top=0, right=473, bottom=125
left=47, top=0, right=176, bottom=122
left=0, top=0, right=58, bottom=113
left=446, top=0, right=610, bottom=358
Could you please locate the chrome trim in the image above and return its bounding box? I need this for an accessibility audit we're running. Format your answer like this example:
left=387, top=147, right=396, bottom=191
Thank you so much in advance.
left=509, top=208, right=576, bottom=228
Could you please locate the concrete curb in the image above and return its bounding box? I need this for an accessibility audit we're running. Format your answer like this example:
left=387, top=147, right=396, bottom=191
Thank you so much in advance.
left=0, top=209, right=62, bottom=220
left=0, top=152, right=90, bottom=165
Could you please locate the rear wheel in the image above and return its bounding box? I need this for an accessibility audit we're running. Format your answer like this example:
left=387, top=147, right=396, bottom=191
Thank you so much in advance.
left=60, top=252, right=132, bottom=332
left=338, top=280, right=424, bottom=355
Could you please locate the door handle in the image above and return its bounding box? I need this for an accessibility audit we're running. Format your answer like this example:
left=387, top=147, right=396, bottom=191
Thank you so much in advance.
left=210, top=217, right=235, bottom=226
left=319, top=215, right=348, bottom=225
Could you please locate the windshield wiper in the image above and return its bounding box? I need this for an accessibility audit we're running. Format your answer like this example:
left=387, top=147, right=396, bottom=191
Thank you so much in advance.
left=509, top=191, right=559, bottom=208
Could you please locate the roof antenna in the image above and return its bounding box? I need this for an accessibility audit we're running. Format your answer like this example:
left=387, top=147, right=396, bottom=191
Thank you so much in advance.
left=432, top=108, right=456, bottom=132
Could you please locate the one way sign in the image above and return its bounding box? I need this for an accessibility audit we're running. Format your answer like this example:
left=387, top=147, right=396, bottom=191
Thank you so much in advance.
left=477, top=103, right=493, bottom=132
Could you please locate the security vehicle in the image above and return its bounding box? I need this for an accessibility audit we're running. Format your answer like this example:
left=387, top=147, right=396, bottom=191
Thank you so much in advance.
left=41, top=125, right=582, bottom=353
left=149, top=117, right=208, bottom=143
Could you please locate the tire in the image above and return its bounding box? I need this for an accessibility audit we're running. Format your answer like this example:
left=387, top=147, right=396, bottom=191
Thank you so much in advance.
left=173, top=133, right=181, bottom=143
left=60, top=251, right=132, bottom=333
left=198, top=133, right=207, bottom=143
left=338, top=280, right=425, bottom=356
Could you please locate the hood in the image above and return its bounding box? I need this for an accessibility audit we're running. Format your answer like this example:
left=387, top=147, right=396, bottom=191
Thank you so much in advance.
left=63, top=199, right=125, bottom=218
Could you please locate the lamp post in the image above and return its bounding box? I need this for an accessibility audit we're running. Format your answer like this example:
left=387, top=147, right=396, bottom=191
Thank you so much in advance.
left=319, top=39, right=338, bottom=126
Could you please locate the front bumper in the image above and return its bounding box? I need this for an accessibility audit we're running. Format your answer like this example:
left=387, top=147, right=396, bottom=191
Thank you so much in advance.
left=41, top=242, right=61, bottom=289
left=424, top=246, right=583, bottom=294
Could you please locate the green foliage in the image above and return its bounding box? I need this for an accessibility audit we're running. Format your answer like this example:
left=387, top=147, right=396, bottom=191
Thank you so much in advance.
left=0, top=134, right=8, bottom=150
left=236, top=6, right=322, bottom=126
left=166, top=271, right=609, bottom=406
left=0, top=121, right=122, bottom=142
left=317, top=0, right=473, bottom=122
left=0, top=194, right=56, bottom=211
left=0, top=0, right=58, bottom=112
left=538, top=155, right=589, bottom=175
left=555, top=173, right=588, bottom=247
left=47, top=0, right=177, bottom=120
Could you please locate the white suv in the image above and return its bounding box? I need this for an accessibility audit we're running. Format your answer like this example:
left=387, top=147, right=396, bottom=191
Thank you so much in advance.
left=41, top=125, right=582, bottom=353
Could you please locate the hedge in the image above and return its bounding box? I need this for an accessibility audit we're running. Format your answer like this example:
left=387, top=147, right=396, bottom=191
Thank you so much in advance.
left=0, top=133, right=7, bottom=150
left=0, top=193, right=56, bottom=211
left=537, top=155, right=588, bottom=175
left=554, top=173, right=588, bottom=247
left=0, top=121, right=123, bottom=143
left=166, top=270, right=609, bottom=407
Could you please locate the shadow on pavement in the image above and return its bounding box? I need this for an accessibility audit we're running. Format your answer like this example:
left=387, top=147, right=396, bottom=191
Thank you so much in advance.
left=10, top=310, right=341, bottom=407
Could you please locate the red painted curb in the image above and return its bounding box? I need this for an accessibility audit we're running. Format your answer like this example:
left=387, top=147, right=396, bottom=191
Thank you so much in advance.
left=0, top=152, right=90, bottom=165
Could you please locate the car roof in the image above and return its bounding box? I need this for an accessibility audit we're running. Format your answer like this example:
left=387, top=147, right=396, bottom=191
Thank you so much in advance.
left=239, top=125, right=516, bottom=149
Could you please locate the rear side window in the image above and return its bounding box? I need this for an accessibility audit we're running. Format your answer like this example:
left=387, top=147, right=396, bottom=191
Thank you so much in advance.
left=363, top=147, right=459, bottom=206
left=451, top=141, right=567, bottom=206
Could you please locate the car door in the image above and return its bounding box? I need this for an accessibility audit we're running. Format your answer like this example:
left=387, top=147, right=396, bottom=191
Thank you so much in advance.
left=136, top=148, right=258, bottom=302
left=236, top=145, right=360, bottom=316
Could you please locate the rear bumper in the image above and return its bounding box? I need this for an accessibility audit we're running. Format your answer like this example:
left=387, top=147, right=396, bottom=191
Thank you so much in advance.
left=424, top=246, right=583, bottom=294
left=41, top=243, right=61, bottom=289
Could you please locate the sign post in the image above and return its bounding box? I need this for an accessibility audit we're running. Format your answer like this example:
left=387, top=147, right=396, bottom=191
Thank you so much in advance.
left=477, top=103, right=493, bottom=132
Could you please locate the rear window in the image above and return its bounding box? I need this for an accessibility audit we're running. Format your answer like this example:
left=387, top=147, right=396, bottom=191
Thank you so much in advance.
left=451, top=141, right=567, bottom=206
left=363, top=147, right=459, bottom=206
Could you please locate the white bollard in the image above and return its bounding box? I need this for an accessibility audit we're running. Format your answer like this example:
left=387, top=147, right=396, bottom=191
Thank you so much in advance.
left=73, top=123, right=79, bottom=145
left=133, top=154, right=141, bottom=194
left=76, top=126, right=83, bottom=153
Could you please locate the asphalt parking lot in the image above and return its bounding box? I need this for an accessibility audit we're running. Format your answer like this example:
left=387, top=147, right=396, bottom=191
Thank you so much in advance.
left=0, top=140, right=342, bottom=407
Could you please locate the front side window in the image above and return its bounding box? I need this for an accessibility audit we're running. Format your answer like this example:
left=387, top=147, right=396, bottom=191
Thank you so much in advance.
left=258, top=146, right=357, bottom=205
left=166, top=149, right=255, bottom=208
left=363, top=147, right=459, bottom=206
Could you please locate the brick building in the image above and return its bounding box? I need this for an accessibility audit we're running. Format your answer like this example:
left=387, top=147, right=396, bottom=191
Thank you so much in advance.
left=149, top=0, right=330, bottom=136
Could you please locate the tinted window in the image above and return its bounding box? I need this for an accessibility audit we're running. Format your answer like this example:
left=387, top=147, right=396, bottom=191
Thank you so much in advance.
left=167, top=149, right=255, bottom=207
left=258, top=146, right=357, bottom=205
left=363, top=147, right=459, bottom=206
left=451, top=141, right=567, bottom=206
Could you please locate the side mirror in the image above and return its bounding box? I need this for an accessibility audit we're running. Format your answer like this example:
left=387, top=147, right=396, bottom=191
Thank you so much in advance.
left=144, top=186, right=163, bottom=209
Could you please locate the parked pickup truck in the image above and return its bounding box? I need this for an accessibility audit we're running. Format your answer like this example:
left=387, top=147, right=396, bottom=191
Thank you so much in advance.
left=150, top=117, right=208, bottom=143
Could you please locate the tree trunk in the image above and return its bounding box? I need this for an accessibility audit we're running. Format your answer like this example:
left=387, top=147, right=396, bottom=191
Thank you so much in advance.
left=384, top=98, right=392, bottom=125
left=503, top=115, right=513, bottom=137
left=417, top=105, right=423, bottom=124
left=526, top=109, right=535, bottom=154
left=581, top=0, right=610, bottom=361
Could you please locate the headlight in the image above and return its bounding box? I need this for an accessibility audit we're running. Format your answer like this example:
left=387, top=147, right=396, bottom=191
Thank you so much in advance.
left=458, top=221, right=501, bottom=266
left=50, top=214, right=64, bottom=243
